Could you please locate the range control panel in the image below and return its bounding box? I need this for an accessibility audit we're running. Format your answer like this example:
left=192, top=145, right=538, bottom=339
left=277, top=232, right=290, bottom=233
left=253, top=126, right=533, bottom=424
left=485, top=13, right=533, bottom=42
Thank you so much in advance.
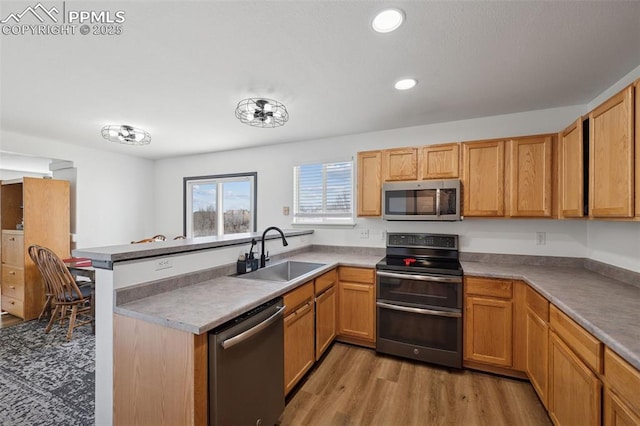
left=387, top=233, right=458, bottom=250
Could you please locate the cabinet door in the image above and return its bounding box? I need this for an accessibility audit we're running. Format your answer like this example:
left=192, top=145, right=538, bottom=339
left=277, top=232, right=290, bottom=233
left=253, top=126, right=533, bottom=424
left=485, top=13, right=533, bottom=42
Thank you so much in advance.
left=464, top=296, right=513, bottom=367
left=462, top=140, right=505, bottom=216
left=357, top=150, right=382, bottom=217
left=1, top=232, right=24, bottom=266
left=419, top=143, right=459, bottom=179
left=508, top=135, right=553, bottom=217
left=559, top=119, right=586, bottom=218
left=284, top=300, right=315, bottom=396
left=548, top=331, right=601, bottom=426
left=383, top=148, right=417, bottom=181
left=589, top=85, right=635, bottom=218
left=338, top=281, right=375, bottom=342
left=315, top=285, right=336, bottom=360
left=604, top=390, right=640, bottom=426
left=526, top=307, right=549, bottom=408
left=636, top=79, right=640, bottom=218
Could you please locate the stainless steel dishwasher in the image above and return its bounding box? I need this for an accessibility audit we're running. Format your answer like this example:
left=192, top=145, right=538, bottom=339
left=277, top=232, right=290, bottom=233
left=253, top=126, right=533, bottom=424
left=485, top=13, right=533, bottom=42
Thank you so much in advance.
left=209, top=297, right=285, bottom=426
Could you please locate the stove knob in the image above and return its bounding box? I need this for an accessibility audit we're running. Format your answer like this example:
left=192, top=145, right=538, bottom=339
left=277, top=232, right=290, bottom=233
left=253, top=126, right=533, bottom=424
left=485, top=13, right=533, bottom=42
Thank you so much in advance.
left=413, top=348, right=419, bottom=355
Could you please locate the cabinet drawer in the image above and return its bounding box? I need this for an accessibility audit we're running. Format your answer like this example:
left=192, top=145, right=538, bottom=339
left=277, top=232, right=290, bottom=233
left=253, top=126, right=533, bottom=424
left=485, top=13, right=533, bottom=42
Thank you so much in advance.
left=526, top=286, right=549, bottom=322
left=2, top=265, right=24, bottom=285
left=315, top=269, right=337, bottom=294
left=339, top=267, right=374, bottom=284
left=1, top=269, right=24, bottom=299
left=1, top=232, right=24, bottom=266
left=465, top=276, right=513, bottom=299
left=550, top=305, right=603, bottom=373
left=1, top=295, right=23, bottom=317
left=283, top=281, right=314, bottom=316
left=605, top=347, right=640, bottom=417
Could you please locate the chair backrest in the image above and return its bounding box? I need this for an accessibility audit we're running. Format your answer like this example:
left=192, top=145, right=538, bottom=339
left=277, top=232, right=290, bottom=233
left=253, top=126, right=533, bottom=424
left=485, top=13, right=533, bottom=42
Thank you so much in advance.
left=173, top=235, right=186, bottom=240
left=36, top=246, right=85, bottom=303
left=131, top=234, right=167, bottom=244
left=28, top=244, right=51, bottom=292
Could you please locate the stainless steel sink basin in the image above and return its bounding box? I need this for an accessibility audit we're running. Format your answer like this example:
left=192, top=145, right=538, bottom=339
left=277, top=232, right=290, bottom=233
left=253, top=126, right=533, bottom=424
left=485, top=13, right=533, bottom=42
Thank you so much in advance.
left=238, top=261, right=326, bottom=282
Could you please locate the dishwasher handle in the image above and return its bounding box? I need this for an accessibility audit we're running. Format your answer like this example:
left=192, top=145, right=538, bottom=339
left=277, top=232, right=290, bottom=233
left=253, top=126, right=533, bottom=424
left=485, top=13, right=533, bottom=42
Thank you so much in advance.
left=221, top=305, right=285, bottom=350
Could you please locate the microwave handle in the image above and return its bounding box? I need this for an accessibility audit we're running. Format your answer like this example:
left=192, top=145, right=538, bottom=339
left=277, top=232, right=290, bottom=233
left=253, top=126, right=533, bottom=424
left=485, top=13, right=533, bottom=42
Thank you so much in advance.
left=435, top=188, right=441, bottom=217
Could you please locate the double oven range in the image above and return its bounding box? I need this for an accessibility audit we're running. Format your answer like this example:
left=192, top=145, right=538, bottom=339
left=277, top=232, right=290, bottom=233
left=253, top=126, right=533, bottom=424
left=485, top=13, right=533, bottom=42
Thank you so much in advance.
left=376, top=232, right=463, bottom=369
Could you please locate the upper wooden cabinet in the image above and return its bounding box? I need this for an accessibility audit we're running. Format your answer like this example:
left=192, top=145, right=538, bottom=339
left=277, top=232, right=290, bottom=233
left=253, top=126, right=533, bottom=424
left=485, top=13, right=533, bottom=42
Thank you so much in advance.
left=558, top=119, right=587, bottom=218
left=357, top=150, right=382, bottom=217
left=461, top=140, right=505, bottom=217
left=507, top=135, right=553, bottom=217
left=418, top=143, right=460, bottom=179
left=636, top=79, right=640, bottom=218
left=383, top=147, right=418, bottom=181
left=589, top=85, right=635, bottom=218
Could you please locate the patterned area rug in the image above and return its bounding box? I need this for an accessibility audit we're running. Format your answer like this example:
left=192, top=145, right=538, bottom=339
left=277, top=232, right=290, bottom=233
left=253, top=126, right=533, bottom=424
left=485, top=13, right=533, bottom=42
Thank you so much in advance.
left=0, top=320, right=94, bottom=425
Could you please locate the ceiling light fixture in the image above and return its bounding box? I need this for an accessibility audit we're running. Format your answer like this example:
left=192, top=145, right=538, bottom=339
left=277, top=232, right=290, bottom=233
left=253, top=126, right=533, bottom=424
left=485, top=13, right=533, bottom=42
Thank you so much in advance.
left=235, top=98, right=289, bottom=128
left=395, top=78, right=417, bottom=90
left=372, top=8, right=405, bottom=33
left=101, top=125, right=151, bottom=145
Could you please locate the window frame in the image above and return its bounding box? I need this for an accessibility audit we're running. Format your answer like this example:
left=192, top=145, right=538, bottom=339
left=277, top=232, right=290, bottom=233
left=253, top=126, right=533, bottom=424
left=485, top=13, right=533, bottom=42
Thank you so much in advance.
left=183, top=172, right=257, bottom=237
left=292, top=159, right=355, bottom=226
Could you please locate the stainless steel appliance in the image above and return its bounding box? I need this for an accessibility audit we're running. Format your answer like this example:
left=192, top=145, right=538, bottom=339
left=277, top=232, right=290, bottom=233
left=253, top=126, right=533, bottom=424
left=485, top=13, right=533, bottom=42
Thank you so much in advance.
left=383, top=179, right=461, bottom=221
left=376, top=233, right=463, bottom=368
left=209, top=297, right=285, bottom=426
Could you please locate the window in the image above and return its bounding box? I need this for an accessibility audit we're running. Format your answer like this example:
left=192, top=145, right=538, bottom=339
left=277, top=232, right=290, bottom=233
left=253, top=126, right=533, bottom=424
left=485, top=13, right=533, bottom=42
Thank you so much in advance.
left=293, top=160, right=354, bottom=225
left=184, top=172, right=257, bottom=237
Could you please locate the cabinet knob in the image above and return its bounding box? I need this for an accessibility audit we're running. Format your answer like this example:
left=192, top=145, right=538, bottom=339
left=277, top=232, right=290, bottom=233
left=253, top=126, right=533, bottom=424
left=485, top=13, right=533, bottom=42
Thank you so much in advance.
left=10, top=301, right=15, bottom=305
left=9, top=237, right=15, bottom=241
left=9, top=271, right=15, bottom=275
left=9, top=285, right=15, bottom=289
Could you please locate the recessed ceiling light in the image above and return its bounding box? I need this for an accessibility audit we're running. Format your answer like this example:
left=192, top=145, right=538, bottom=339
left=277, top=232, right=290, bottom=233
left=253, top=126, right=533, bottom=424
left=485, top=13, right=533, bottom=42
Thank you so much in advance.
left=395, top=78, right=417, bottom=90
left=372, top=8, right=405, bottom=33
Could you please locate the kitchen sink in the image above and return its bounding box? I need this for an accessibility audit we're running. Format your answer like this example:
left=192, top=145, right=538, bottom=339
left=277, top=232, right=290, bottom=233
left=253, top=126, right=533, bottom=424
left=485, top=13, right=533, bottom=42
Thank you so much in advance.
left=238, top=261, right=326, bottom=282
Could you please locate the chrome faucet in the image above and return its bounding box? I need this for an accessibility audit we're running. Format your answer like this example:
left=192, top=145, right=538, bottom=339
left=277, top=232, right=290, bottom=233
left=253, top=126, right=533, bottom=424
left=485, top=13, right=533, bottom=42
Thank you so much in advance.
left=260, top=226, right=288, bottom=268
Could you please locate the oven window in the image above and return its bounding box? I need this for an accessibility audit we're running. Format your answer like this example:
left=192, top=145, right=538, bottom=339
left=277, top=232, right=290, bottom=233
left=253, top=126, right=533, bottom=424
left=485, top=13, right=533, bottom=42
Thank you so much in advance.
left=378, top=307, right=460, bottom=351
left=377, top=274, right=461, bottom=309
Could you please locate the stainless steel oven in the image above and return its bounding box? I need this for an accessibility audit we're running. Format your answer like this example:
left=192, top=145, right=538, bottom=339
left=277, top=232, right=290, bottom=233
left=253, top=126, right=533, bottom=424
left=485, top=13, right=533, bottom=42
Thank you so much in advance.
left=376, top=233, right=463, bottom=368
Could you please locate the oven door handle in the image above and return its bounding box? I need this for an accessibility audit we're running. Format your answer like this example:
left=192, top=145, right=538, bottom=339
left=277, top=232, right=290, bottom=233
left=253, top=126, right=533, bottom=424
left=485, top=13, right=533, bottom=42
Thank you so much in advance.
left=376, top=301, right=462, bottom=318
left=376, top=270, right=462, bottom=284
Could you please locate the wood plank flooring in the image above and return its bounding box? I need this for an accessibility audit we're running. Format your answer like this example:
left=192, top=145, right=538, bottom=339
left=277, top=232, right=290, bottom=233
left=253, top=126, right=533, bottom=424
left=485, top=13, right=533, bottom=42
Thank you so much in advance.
left=0, top=312, right=23, bottom=328
left=280, top=343, right=551, bottom=426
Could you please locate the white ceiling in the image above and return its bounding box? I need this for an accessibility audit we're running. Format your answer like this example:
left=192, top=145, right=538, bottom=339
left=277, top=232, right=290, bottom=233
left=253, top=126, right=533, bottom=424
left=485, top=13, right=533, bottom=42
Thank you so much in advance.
left=1, top=1, right=639, bottom=160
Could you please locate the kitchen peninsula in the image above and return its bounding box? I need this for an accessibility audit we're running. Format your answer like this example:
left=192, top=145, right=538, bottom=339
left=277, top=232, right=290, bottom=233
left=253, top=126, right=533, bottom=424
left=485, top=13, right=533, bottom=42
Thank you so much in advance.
left=75, top=235, right=640, bottom=426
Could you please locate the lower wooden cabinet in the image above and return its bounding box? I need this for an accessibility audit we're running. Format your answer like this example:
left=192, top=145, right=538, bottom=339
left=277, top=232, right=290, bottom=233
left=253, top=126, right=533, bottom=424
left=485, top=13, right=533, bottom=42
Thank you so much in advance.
left=337, top=267, right=375, bottom=346
left=283, top=281, right=315, bottom=396
left=315, top=285, right=336, bottom=360
left=463, top=276, right=514, bottom=368
left=525, top=286, right=550, bottom=408
left=548, top=330, right=601, bottom=426
left=604, top=347, right=640, bottom=426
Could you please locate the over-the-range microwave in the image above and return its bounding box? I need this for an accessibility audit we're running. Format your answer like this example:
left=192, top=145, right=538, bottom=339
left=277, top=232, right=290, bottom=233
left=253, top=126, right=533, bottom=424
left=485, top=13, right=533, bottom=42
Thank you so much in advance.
left=383, top=179, right=461, bottom=221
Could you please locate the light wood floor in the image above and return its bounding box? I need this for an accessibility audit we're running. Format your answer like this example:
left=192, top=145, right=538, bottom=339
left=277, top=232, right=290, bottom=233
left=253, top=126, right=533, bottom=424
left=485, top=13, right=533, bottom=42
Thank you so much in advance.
left=0, top=311, right=23, bottom=328
left=280, top=343, right=551, bottom=426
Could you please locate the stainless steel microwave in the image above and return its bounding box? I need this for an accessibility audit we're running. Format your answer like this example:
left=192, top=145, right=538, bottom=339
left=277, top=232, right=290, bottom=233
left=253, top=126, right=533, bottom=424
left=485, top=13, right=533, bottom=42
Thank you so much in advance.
left=383, top=179, right=461, bottom=221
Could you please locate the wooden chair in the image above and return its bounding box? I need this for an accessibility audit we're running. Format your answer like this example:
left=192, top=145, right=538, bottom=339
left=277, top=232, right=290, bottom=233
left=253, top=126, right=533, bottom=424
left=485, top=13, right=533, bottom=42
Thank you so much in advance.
left=28, top=244, right=53, bottom=321
left=36, top=246, right=93, bottom=341
left=131, top=234, right=166, bottom=244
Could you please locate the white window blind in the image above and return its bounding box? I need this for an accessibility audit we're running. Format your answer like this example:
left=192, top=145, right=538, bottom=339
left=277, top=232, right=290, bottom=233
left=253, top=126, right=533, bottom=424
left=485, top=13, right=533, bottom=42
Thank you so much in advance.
left=293, top=160, right=354, bottom=224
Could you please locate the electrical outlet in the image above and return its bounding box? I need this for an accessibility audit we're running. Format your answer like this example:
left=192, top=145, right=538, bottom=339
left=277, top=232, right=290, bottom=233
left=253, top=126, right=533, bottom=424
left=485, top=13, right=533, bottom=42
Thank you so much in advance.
left=359, top=228, right=370, bottom=239
left=283, top=206, right=290, bottom=215
left=155, top=258, right=173, bottom=270
left=536, top=232, right=546, bottom=245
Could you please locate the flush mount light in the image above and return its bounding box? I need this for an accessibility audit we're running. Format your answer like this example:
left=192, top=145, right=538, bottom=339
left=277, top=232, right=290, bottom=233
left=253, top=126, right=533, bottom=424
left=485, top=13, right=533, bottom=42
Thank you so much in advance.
left=395, top=78, right=417, bottom=90
left=372, top=8, right=405, bottom=33
left=235, top=98, right=289, bottom=128
left=101, top=125, right=151, bottom=145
